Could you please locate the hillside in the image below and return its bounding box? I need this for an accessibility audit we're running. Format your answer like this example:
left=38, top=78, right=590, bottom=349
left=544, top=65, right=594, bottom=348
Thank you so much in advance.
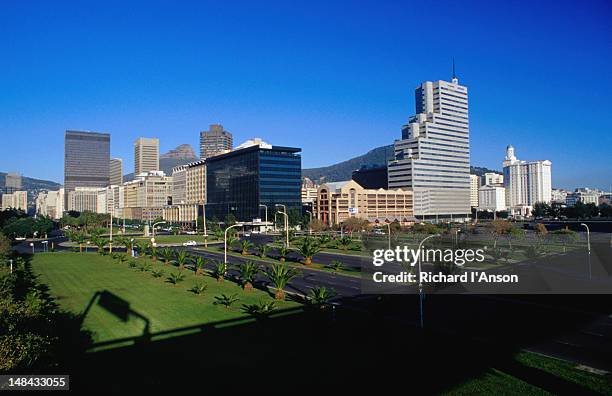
left=302, top=145, right=500, bottom=183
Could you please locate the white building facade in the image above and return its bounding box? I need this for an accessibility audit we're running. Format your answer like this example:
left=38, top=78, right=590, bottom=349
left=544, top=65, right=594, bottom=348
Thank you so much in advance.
left=388, top=76, right=471, bottom=221
left=478, top=185, right=506, bottom=212
left=502, top=145, right=552, bottom=216
left=35, top=189, right=65, bottom=219
left=469, top=174, right=479, bottom=208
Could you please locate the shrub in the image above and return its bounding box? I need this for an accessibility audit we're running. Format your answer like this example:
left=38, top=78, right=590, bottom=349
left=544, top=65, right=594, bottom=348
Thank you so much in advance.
left=191, top=281, right=208, bottom=295
left=214, top=293, right=239, bottom=308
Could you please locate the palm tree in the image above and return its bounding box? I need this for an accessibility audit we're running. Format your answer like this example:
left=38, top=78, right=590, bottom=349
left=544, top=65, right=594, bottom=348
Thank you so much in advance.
left=213, top=293, right=239, bottom=308
left=327, top=260, right=344, bottom=273
left=90, top=236, right=106, bottom=255
left=237, top=261, right=260, bottom=291
left=318, top=234, right=331, bottom=246
left=213, top=229, right=224, bottom=242
left=336, top=236, right=353, bottom=251
left=308, top=286, right=336, bottom=307
left=194, top=256, right=205, bottom=276
left=277, top=246, right=290, bottom=262
left=149, top=245, right=158, bottom=261
left=167, top=271, right=185, bottom=286
left=265, top=263, right=300, bottom=300
left=226, top=234, right=238, bottom=252
left=257, top=244, right=270, bottom=259
left=298, top=238, right=321, bottom=265
left=212, top=261, right=226, bottom=282
left=74, top=232, right=86, bottom=253
left=176, top=250, right=188, bottom=270
left=160, top=248, right=174, bottom=265
left=239, top=239, right=253, bottom=256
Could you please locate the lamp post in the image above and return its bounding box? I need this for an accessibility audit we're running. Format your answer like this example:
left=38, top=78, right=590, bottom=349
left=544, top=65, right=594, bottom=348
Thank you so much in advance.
left=9, top=259, right=13, bottom=274
left=109, top=211, right=113, bottom=253
left=201, top=202, right=208, bottom=247
left=29, top=242, right=34, bottom=254
left=259, top=204, right=268, bottom=232
left=224, top=223, right=244, bottom=275
left=580, top=223, right=591, bottom=279
left=275, top=204, right=289, bottom=247
left=85, top=241, right=90, bottom=253
left=416, top=234, right=440, bottom=329
left=305, top=210, right=313, bottom=235
left=385, top=222, right=391, bottom=250
left=152, top=221, right=166, bottom=245
left=454, top=228, right=461, bottom=247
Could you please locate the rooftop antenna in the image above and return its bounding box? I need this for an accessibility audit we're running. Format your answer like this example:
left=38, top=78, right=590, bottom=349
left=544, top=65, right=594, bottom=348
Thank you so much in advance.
left=452, top=57, right=458, bottom=84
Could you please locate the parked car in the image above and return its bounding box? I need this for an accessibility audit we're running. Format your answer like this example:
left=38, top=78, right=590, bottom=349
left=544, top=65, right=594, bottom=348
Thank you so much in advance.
left=182, top=240, right=197, bottom=246
left=185, top=231, right=197, bottom=235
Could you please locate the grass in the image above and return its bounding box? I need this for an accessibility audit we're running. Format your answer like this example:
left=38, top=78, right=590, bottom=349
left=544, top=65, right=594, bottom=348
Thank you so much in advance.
left=444, top=351, right=612, bottom=395
left=31, top=252, right=299, bottom=350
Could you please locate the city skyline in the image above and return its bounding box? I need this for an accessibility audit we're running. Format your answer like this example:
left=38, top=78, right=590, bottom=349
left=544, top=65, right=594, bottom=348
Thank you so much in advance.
left=0, top=1, right=611, bottom=190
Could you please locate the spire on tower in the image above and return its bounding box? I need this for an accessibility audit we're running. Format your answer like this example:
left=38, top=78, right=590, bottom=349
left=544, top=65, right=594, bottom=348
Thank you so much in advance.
left=451, top=57, right=458, bottom=84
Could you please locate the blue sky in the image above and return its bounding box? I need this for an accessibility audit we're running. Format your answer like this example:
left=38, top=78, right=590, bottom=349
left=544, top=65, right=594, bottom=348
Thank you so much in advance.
left=0, top=0, right=610, bottom=190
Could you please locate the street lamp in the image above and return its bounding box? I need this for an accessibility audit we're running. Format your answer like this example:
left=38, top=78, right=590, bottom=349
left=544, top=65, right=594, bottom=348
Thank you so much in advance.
left=224, top=223, right=244, bottom=275
left=85, top=241, right=90, bottom=253
left=152, top=221, right=166, bottom=241
left=580, top=223, right=591, bottom=280
left=259, top=204, right=268, bottom=231
left=305, top=210, right=313, bottom=235
left=275, top=204, right=289, bottom=247
left=454, top=228, right=462, bottom=247
left=416, top=234, right=440, bottom=329
left=29, top=242, right=34, bottom=254
left=580, top=223, right=590, bottom=254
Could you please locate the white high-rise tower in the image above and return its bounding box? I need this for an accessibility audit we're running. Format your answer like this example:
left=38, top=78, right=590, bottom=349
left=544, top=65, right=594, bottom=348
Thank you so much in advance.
left=388, top=66, right=471, bottom=220
left=502, top=145, right=552, bottom=216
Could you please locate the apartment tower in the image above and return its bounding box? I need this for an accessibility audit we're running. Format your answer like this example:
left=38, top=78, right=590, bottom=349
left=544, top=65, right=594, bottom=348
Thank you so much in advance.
left=109, top=158, right=123, bottom=186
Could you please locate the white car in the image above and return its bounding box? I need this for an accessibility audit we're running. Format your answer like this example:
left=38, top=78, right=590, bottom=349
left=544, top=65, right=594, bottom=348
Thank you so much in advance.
left=185, top=231, right=197, bottom=235
left=182, top=240, right=197, bottom=246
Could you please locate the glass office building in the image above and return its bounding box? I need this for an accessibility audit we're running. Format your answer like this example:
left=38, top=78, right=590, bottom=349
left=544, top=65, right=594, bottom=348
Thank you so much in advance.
left=64, top=130, right=110, bottom=206
left=206, top=144, right=301, bottom=221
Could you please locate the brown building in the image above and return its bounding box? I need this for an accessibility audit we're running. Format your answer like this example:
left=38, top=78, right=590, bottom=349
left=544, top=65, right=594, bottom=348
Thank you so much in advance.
left=315, top=180, right=414, bottom=226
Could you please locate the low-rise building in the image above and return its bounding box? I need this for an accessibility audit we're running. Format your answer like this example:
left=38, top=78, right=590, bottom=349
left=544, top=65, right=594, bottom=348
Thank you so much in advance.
left=35, top=189, right=65, bottom=219
left=483, top=172, right=503, bottom=186
left=1, top=190, right=28, bottom=211
left=478, top=185, right=506, bottom=212
left=566, top=189, right=600, bottom=206
left=315, top=180, right=414, bottom=226
left=551, top=188, right=568, bottom=204
left=123, top=171, right=172, bottom=221
left=67, top=187, right=102, bottom=213
left=163, top=160, right=205, bottom=224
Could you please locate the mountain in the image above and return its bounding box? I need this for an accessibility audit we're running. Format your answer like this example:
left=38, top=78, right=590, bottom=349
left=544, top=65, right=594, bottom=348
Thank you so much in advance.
left=124, top=144, right=198, bottom=181
left=160, top=144, right=197, bottom=160
left=301, top=145, right=500, bottom=183
left=302, top=145, right=395, bottom=183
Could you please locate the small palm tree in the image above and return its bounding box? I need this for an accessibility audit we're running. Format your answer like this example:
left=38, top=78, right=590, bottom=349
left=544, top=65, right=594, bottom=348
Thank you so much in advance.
left=151, top=268, right=165, bottom=278
left=237, top=261, right=260, bottom=291
left=118, top=254, right=128, bottom=264
left=299, top=238, right=321, bottom=265
left=212, top=261, right=226, bottom=282
left=214, top=293, right=239, bottom=308
left=277, top=246, right=290, bottom=262
left=328, top=260, right=344, bottom=273
left=194, top=256, right=205, bottom=276
left=257, top=244, right=270, bottom=259
left=213, top=229, right=224, bottom=241
left=191, top=281, right=208, bottom=295
left=243, top=300, right=276, bottom=317
left=265, top=263, right=300, bottom=300
left=74, top=232, right=86, bottom=253
left=176, top=250, right=188, bottom=270
left=167, top=271, right=185, bottom=286
left=136, top=241, right=149, bottom=258
left=226, top=234, right=238, bottom=252
left=308, top=286, right=336, bottom=307
left=318, top=235, right=331, bottom=246
left=160, top=248, right=174, bottom=265
left=337, top=236, right=353, bottom=251
left=239, top=239, right=254, bottom=256
left=149, top=245, right=158, bottom=261
left=139, top=261, right=152, bottom=272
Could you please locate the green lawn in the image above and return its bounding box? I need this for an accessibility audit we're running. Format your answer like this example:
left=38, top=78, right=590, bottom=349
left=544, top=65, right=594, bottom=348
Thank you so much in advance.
left=31, top=252, right=300, bottom=350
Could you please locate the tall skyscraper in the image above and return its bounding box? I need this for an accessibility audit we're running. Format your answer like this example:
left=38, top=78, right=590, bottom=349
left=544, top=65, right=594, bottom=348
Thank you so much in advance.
left=64, top=130, right=110, bottom=206
left=388, top=72, right=471, bottom=220
left=502, top=145, right=552, bottom=216
left=109, top=158, right=123, bottom=186
left=200, top=124, right=233, bottom=159
left=134, top=137, right=159, bottom=175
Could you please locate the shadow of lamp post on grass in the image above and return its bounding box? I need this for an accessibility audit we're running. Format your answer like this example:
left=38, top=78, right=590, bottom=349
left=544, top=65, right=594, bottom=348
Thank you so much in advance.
left=81, top=290, right=151, bottom=344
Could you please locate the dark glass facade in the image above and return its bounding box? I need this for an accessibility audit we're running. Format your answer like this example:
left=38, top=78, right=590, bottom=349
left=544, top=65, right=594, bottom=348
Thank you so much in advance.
left=206, top=145, right=301, bottom=221
left=64, top=130, right=110, bottom=203
left=352, top=165, right=388, bottom=189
